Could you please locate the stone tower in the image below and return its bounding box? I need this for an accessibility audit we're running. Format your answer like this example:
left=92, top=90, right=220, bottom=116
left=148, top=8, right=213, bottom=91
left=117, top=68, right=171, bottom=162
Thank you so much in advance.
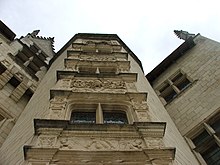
left=0, top=33, right=199, bottom=164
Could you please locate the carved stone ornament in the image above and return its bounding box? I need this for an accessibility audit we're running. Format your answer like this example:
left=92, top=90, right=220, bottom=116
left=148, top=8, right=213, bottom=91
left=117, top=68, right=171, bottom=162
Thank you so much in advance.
left=70, top=79, right=126, bottom=89
left=136, top=111, right=150, bottom=122
left=126, top=83, right=137, bottom=92
left=49, top=97, right=67, bottom=119
left=131, top=100, right=149, bottom=110
left=144, top=138, right=164, bottom=149
left=58, top=137, right=145, bottom=151
left=75, top=55, right=117, bottom=61
left=37, top=136, right=57, bottom=147
left=57, top=79, right=71, bottom=88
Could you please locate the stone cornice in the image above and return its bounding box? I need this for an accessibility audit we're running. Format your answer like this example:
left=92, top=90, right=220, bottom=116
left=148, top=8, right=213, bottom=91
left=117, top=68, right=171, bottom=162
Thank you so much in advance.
left=50, top=90, right=147, bottom=101
left=56, top=70, right=137, bottom=82
left=23, top=147, right=175, bottom=164
left=34, top=119, right=166, bottom=137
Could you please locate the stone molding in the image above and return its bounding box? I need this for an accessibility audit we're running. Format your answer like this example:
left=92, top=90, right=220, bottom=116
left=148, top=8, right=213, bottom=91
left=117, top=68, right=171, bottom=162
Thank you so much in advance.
left=64, top=59, right=130, bottom=73
left=67, top=50, right=128, bottom=61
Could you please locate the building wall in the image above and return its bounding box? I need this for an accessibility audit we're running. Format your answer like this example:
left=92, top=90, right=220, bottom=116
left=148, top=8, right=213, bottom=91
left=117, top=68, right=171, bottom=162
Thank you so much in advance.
left=0, top=43, right=68, bottom=164
left=0, top=34, right=38, bottom=146
left=151, top=35, right=220, bottom=136
left=129, top=56, right=199, bottom=164
left=1, top=36, right=199, bottom=164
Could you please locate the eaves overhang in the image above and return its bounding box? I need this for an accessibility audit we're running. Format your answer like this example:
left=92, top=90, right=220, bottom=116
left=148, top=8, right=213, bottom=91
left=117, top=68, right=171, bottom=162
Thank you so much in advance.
left=146, top=36, right=196, bottom=84
left=0, top=20, right=16, bottom=41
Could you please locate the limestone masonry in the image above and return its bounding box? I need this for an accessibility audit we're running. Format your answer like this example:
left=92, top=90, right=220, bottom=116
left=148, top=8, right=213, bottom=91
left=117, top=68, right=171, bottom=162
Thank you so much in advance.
left=0, top=21, right=219, bottom=164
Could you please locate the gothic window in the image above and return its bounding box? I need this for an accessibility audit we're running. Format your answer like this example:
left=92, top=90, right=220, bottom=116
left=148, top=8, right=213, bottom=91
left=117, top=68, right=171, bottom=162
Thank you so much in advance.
left=157, top=70, right=192, bottom=104
left=70, top=104, right=129, bottom=124
left=0, top=63, right=6, bottom=75
left=186, top=112, right=220, bottom=165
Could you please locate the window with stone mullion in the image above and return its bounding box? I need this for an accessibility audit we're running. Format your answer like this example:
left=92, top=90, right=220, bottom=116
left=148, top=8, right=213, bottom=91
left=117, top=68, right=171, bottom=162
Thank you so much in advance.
left=70, top=103, right=128, bottom=124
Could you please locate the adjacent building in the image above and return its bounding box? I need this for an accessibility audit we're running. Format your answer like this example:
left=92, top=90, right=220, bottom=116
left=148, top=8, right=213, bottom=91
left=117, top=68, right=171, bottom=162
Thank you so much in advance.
left=0, top=21, right=219, bottom=164
left=147, top=31, right=220, bottom=164
left=0, top=20, right=54, bottom=147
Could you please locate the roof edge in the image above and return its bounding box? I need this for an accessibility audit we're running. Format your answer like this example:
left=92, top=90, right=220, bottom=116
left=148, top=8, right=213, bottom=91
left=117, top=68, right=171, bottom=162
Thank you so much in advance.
left=146, top=36, right=196, bottom=83
left=0, top=20, right=16, bottom=41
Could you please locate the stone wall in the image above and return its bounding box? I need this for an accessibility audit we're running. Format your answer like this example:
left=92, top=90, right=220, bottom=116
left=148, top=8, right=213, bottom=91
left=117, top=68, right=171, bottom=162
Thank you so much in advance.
left=151, top=35, right=220, bottom=136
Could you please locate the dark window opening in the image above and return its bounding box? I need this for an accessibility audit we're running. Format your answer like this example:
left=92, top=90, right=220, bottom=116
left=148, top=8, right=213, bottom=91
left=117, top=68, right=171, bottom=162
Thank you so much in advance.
left=0, top=63, right=7, bottom=75
left=8, top=77, right=20, bottom=88
left=159, top=83, right=169, bottom=93
left=190, top=113, right=220, bottom=165
left=192, top=130, right=210, bottom=147
left=158, top=71, right=192, bottom=104
left=171, top=72, right=183, bottom=82
left=24, top=88, right=33, bottom=100
left=70, top=111, right=96, bottom=124
left=211, top=119, right=220, bottom=135
left=103, top=111, right=128, bottom=124
left=176, top=78, right=191, bottom=91
left=161, top=88, right=177, bottom=103
left=201, top=143, right=220, bottom=165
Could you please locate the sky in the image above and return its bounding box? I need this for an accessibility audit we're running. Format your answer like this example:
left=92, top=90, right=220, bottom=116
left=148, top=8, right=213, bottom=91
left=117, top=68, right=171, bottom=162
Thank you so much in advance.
left=1, top=0, right=220, bottom=74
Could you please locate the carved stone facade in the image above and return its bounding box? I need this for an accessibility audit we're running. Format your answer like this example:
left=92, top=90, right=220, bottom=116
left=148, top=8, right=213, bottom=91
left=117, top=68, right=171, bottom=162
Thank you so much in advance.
left=0, top=22, right=55, bottom=147
left=0, top=28, right=201, bottom=165
left=23, top=36, right=175, bottom=164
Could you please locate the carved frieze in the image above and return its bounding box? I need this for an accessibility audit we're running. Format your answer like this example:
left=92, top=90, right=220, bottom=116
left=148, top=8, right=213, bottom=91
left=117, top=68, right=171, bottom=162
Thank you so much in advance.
left=71, top=55, right=117, bottom=61
left=144, top=138, right=164, bottom=149
left=58, top=137, right=145, bottom=151
left=37, top=136, right=57, bottom=147
left=70, top=79, right=126, bottom=89
left=131, top=100, right=148, bottom=110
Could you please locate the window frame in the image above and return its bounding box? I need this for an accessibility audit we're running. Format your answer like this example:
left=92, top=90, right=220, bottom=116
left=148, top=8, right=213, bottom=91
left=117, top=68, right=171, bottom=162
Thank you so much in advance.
left=69, top=103, right=130, bottom=125
left=185, top=111, right=220, bottom=165
left=156, top=70, right=193, bottom=104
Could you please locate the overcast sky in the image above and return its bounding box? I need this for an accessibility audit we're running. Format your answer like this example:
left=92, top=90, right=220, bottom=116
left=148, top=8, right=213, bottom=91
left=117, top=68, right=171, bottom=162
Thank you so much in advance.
left=1, top=0, right=220, bottom=74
